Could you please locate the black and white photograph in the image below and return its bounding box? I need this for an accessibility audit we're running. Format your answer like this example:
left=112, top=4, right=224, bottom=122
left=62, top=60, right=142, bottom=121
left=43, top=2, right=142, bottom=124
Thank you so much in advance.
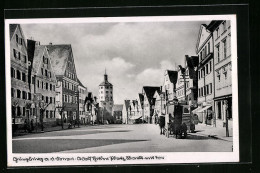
left=5, top=15, right=239, bottom=166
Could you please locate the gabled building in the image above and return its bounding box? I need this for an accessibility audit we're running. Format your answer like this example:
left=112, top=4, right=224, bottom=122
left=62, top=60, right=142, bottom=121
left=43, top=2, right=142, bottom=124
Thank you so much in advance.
left=122, top=100, right=131, bottom=124
left=47, top=44, right=79, bottom=123
left=195, top=24, right=215, bottom=125
left=10, top=24, right=34, bottom=125
left=27, top=40, right=57, bottom=124
left=163, top=70, right=178, bottom=102
left=176, top=55, right=199, bottom=106
left=207, top=20, right=232, bottom=128
left=142, top=86, right=160, bottom=124
left=153, top=89, right=165, bottom=124
left=78, top=79, right=87, bottom=124
left=112, top=104, right=123, bottom=124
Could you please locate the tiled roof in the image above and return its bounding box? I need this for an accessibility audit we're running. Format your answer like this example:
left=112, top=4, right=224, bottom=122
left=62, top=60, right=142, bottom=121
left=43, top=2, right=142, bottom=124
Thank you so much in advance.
left=143, top=86, right=160, bottom=105
left=46, top=44, right=72, bottom=76
left=113, top=104, right=123, bottom=111
left=9, top=24, right=18, bottom=39
left=32, top=45, right=45, bottom=74
left=167, top=70, right=178, bottom=84
left=99, top=80, right=113, bottom=86
left=78, top=78, right=86, bottom=88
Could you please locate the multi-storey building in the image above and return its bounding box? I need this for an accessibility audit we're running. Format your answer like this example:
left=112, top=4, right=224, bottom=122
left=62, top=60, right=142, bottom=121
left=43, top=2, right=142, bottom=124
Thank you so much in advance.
left=176, top=56, right=199, bottom=106
left=153, top=88, right=165, bottom=124
left=78, top=79, right=87, bottom=124
left=122, top=99, right=142, bottom=124
left=27, top=40, right=57, bottom=125
left=10, top=24, right=34, bottom=125
left=142, top=86, right=160, bottom=124
left=99, top=71, right=114, bottom=122
left=47, top=44, right=79, bottom=123
left=195, top=24, right=215, bottom=125
left=112, top=104, right=123, bottom=124
left=207, top=20, right=232, bottom=128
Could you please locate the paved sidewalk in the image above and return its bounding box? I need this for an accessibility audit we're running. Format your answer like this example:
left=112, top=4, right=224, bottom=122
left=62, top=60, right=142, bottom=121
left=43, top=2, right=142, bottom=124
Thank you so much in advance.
left=194, top=124, right=233, bottom=142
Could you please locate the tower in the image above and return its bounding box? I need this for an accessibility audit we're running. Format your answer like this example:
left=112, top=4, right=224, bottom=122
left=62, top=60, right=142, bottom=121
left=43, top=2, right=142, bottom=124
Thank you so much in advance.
left=99, top=70, right=114, bottom=116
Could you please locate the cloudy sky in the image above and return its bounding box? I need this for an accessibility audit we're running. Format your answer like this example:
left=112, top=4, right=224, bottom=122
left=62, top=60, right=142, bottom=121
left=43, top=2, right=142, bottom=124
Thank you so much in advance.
left=21, top=19, right=209, bottom=104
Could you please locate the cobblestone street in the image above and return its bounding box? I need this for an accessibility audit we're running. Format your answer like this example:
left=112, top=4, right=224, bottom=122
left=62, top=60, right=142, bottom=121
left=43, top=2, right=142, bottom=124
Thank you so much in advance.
left=13, top=124, right=233, bottom=153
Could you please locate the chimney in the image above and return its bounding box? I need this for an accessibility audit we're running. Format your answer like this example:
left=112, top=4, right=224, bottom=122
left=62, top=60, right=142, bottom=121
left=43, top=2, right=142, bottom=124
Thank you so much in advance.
left=49, top=42, right=52, bottom=45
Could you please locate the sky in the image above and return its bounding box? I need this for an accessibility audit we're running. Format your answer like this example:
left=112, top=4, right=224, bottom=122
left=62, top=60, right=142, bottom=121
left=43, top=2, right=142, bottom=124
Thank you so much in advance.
left=21, top=20, right=210, bottom=104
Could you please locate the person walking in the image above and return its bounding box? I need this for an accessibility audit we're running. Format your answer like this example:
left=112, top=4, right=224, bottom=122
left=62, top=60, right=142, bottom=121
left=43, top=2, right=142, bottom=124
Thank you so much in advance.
left=159, top=115, right=165, bottom=135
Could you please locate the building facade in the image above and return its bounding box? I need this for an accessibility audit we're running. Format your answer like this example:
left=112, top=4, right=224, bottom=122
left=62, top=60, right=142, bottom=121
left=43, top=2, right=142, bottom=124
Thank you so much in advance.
left=78, top=79, right=87, bottom=124
left=47, top=44, right=79, bottom=123
left=195, top=24, right=215, bottom=125
left=112, top=104, right=123, bottom=124
left=99, top=71, right=114, bottom=123
left=142, top=86, right=160, bottom=124
left=10, top=24, right=34, bottom=125
left=153, top=89, right=165, bottom=124
left=27, top=40, right=57, bottom=125
left=207, top=20, right=232, bottom=128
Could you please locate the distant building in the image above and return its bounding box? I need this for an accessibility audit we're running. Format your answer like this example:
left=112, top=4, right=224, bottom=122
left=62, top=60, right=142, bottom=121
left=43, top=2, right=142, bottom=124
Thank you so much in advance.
left=10, top=24, right=34, bottom=125
left=122, top=100, right=131, bottom=124
left=142, top=86, right=160, bottom=124
left=163, top=70, right=178, bottom=101
left=153, top=89, right=165, bottom=124
left=98, top=70, right=114, bottom=123
left=27, top=40, right=57, bottom=125
left=112, top=104, right=123, bottom=124
left=78, top=79, right=87, bottom=124
left=176, top=55, right=199, bottom=106
left=195, top=24, right=215, bottom=125
left=85, top=92, right=94, bottom=124
left=207, top=20, right=232, bottom=128
left=47, top=44, right=79, bottom=123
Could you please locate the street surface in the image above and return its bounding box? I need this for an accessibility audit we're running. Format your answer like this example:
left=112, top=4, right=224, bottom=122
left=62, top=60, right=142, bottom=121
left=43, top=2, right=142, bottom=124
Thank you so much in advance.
left=13, top=124, right=233, bottom=153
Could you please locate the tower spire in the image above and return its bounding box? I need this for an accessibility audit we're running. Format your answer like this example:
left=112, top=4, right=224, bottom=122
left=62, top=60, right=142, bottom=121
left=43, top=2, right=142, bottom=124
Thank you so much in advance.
left=104, top=68, right=108, bottom=81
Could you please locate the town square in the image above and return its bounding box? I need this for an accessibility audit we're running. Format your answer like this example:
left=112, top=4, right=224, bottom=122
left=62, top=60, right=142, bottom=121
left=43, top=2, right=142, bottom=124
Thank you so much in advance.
left=8, top=18, right=234, bottom=154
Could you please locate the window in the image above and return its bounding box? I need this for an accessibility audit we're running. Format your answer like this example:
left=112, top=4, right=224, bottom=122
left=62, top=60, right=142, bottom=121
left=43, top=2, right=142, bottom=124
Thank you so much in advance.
left=46, top=83, right=49, bottom=90
left=22, top=73, right=26, bottom=82
left=63, top=94, right=65, bottom=102
left=13, top=49, right=16, bottom=58
left=45, top=69, right=48, bottom=77
left=46, top=96, right=49, bottom=103
left=216, top=45, right=220, bottom=62
left=53, top=85, right=55, bottom=91
left=198, top=89, right=200, bottom=97
left=43, top=56, right=45, bottom=63
left=50, top=111, right=53, bottom=118
left=209, top=83, right=212, bottom=94
left=23, top=55, right=27, bottom=63
left=216, top=27, right=219, bottom=37
left=37, top=80, right=40, bottom=88
left=206, top=64, right=208, bottom=74
left=111, top=91, right=112, bottom=94
left=101, top=86, right=103, bottom=89
left=209, top=61, right=212, bottom=73
left=18, top=52, right=21, bottom=60
left=46, top=111, right=49, bottom=118
left=198, top=70, right=200, bottom=79
left=206, top=85, right=209, bottom=95
left=223, top=39, right=227, bottom=59
left=11, top=67, right=14, bottom=78
left=42, top=95, right=44, bottom=101
left=16, top=34, right=19, bottom=43
left=11, top=88, right=14, bottom=97
left=17, top=90, right=21, bottom=98
left=16, top=70, right=21, bottom=80
left=49, top=72, right=52, bottom=78
left=22, top=91, right=27, bottom=99
left=223, top=21, right=226, bottom=31
left=42, top=81, right=44, bottom=89
left=23, top=107, right=25, bottom=116
left=50, top=84, right=52, bottom=91
left=201, top=88, right=203, bottom=96
left=28, top=93, right=31, bottom=100
left=208, top=42, right=210, bottom=54
left=217, top=72, right=221, bottom=81
left=41, top=68, right=44, bottom=75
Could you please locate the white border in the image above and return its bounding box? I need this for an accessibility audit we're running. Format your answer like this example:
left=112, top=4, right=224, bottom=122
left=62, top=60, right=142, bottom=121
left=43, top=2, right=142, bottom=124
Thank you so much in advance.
left=5, top=15, right=239, bottom=167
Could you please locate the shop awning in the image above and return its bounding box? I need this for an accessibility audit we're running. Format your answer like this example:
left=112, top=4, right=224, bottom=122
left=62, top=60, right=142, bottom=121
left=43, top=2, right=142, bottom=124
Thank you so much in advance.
left=129, top=115, right=142, bottom=120
left=197, top=105, right=212, bottom=113
left=192, top=107, right=202, bottom=114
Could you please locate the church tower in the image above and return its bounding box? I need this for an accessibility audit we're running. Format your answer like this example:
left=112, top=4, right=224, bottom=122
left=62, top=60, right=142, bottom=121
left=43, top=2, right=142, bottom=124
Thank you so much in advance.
left=99, top=70, right=114, bottom=115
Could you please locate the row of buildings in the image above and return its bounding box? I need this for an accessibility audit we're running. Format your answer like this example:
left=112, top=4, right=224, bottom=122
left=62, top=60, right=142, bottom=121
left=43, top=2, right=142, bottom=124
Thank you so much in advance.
left=10, top=24, right=97, bottom=128
left=123, top=20, right=232, bottom=129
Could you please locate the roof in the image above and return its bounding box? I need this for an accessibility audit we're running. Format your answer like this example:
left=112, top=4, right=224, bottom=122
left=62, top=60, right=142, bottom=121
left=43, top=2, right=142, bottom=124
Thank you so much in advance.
left=186, top=55, right=199, bottom=68
left=143, top=86, right=160, bottom=105
left=166, top=70, right=178, bottom=84
left=138, top=93, right=144, bottom=109
left=78, top=78, right=86, bottom=88
left=10, top=24, right=18, bottom=39
left=206, top=20, right=223, bottom=32
left=99, top=80, right=113, bottom=86
left=31, top=45, right=46, bottom=74
left=46, top=44, right=73, bottom=76
left=113, top=104, right=123, bottom=111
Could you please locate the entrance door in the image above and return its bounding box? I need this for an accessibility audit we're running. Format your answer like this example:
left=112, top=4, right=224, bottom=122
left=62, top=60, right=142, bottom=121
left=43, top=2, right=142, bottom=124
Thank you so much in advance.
left=217, top=101, right=222, bottom=119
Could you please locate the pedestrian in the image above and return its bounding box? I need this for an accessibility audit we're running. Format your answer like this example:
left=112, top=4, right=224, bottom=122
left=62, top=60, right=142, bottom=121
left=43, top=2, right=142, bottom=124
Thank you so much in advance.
left=30, top=119, right=34, bottom=132
left=159, top=115, right=165, bottom=135
left=24, top=119, right=28, bottom=133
